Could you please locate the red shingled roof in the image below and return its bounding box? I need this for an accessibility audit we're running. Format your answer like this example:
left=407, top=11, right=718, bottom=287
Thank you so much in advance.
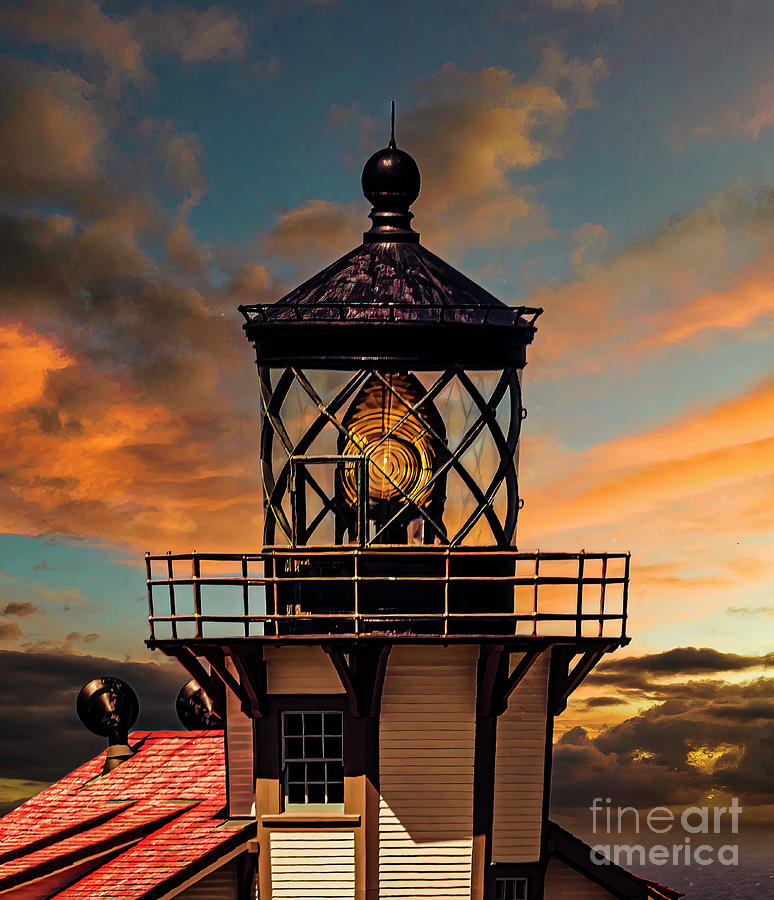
left=0, top=730, right=254, bottom=899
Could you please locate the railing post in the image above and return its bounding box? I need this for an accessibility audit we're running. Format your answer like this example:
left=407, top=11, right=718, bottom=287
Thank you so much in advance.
left=576, top=552, right=585, bottom=640
left=167, top=551, right=177, bottom=640
left=145, top=552, right=154, bottom=640
left=599, top=555, right=608, bottom=637
left=443, top=549, right=450, bottom=638
left=192, top=552, right=202, bottom=639
left=242, top=555, right=249, bottom=638
left=622, top=552, right=631, bottom=639
left=532, top=552, right=539, bottom=636
left=354, top=551, right=360, bottom=636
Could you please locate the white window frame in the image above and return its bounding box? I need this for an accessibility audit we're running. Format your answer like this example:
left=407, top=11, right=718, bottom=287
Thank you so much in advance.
left=280, top=710, right=345, bottom=811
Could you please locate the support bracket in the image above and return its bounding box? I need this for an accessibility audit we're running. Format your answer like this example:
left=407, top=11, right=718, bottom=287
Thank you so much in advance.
left=550, top=647, right=607, bottom=715
left=324, top=644, right=391, bottom=718
left=199, top=645, right=267, bottom=719
left=493, top=648, right=542, bottom=716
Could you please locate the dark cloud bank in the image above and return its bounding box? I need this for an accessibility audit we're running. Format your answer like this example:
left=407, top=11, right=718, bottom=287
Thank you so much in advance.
left=552, top=646, right=774, bottom=816
left=0, top=648, right=184, bottom=813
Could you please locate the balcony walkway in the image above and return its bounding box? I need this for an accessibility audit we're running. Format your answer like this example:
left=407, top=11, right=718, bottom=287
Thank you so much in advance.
left=145, top=547, right=629, bottom=644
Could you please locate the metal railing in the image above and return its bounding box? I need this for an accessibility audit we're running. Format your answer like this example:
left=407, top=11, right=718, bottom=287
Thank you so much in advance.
left=240, top=302, right=543, bottom=327
left=146, top=548, right=629, bottom=642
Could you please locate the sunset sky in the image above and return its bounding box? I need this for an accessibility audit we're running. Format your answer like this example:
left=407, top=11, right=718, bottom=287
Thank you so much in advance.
left=0, top=0, right=773, bottom=855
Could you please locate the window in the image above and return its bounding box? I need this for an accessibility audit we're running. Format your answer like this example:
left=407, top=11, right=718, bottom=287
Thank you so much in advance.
left=281, top=711, right=344, bottom=808
left=495, top=877, right=528, bottom=900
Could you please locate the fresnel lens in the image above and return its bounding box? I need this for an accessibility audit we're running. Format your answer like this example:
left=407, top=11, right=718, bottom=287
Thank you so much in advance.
left=337, top=373, right=447, bottom=544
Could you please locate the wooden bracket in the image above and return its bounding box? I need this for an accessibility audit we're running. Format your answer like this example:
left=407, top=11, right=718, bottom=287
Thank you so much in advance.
left=549, top=646, right=607, bottom=715
left=324, top=644, right=391, bottom=718
left=493, top=648, right=542, bottom=716
left=200, top=646, right=267, bottom=719
left=226, top=646, right=267, bottom=719
left=476, top=644, right=507, bottom=718
left=477, top=646, right=545, bottom=717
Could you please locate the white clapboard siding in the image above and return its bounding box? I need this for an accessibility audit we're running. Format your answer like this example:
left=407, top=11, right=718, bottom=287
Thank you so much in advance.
left=225, top=657, right=255, bottom=816
left=492, top=649, right=550, bottom=862
left=270, top=831, right=355, bottom=899
left=543, top=859, right=614, bottom=898
left=265, top=646, right=344, bottom=694
left=379, top=645, right=477, bottom=898
left=175, top=861, right=238, bottom=898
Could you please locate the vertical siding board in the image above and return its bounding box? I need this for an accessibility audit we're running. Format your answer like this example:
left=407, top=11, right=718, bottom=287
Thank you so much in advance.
left=378, top=646, right=477, bottom=898
left=265, top=646, right=345, bottom=694
left=225, top=658, right=255, bottom=817
left=492, top=650, right=550, bottom=862
left=270, top=831, right=355, bottom=899
left=543, top=859, right=615, bottom=898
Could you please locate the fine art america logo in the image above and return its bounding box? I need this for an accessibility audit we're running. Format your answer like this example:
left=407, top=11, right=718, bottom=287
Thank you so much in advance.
left=589, top=797, right=741, bottom=867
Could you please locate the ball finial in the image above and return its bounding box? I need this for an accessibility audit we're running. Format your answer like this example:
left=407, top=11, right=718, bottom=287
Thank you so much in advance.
left=362, top=102, right=420, bottom=243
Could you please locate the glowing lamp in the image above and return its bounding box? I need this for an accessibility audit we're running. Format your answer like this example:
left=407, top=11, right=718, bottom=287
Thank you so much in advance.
left=338, top=373, right=446, bottom=543
left=340, top=374, right=438, bottom=505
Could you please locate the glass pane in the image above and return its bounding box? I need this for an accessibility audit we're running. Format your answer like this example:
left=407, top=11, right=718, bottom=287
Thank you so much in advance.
left=305, top=736, right=323, bottom=758
left=286, top=762, right=305, bottom=783
left=284, top=737, right=304, bottom=760
left=307, top=782, right=325, bottom=804
left=287, top=782, right=305, bottom=804
left=307, top=761, right=325, bottom=781
left=326, top=760, right=344, bottom=783
left=284, top=713, right=303, bottom=736
left=327, top=779, right=344, bottom=803
left=323, top=712, right=342, bottom=735
left=304, top=713, right=323, bottom=735
left=324, top=736, right=342, bottom=758
left=516, top=880, right=527, bottom=900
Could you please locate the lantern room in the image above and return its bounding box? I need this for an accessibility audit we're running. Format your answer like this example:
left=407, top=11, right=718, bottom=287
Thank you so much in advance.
left=240, top=138, right=540, bottom=552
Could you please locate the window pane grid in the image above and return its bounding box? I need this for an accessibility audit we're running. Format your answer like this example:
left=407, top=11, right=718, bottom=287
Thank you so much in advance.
left=281, top=711, right=344, bottom=806
left=495, top=877, right=528, bottom=900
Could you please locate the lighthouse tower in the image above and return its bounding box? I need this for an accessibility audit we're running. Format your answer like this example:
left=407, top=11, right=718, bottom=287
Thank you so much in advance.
left=146, top=131, right=632, bottom=900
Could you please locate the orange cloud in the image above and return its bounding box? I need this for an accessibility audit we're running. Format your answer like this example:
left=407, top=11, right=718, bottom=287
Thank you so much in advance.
left=522, top=376, right=774, bottom=539
left=655, top=263, right=774, bottom=346
left=0, top=1, right=249, bottom=87
left=570, top=222, right=609, bottom=269
left=0, top=1, right=145, bottom=82
left=692, top=82, right=774, bottom=143
left=529, top=186, right=774, bottom=376
left=0, top=66, right=105, bottom=205
left=264, top=199, right=362, bottom=266
left=0, top=199, right=261, bottom=555
left=136, top=5, right=249, bottom=64
left=517, top=371, right=774, bottom=640
left=0, top=322, right=259, bottom=552
left=0, top=325, right=72, bottom=414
